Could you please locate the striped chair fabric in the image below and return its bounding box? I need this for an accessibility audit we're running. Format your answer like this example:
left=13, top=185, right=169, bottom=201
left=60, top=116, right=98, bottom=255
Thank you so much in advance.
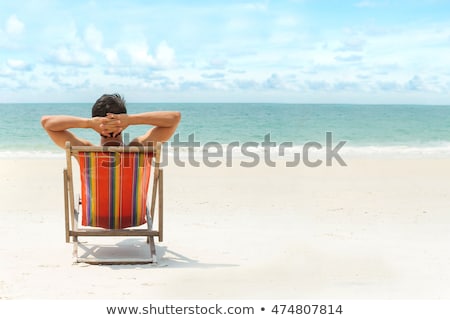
left=78, top=151, right=153, bottom=229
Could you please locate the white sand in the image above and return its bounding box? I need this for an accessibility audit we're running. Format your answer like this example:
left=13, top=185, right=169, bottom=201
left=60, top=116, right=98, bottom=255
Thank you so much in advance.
left=0, top=156, right=450, bottom=299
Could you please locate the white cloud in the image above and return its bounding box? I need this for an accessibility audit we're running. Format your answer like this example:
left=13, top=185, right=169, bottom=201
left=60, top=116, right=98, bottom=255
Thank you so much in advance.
left=335, top=54, right=363, bottom=62
left=5, top=15, right=24, bottom=35
left=263, top=73, right=283, bottom=89
left=7, top=59, right=32, bottom=71
left=233, top=79, right=258, bottom=90
left=333, top=81, right=361, bottom=91
left=51, top=46, right=92, bottom=66
left=128, top=43, right=157, bottom=66
left=0, top=65, right=13, bottom=77
left=84, top=25, right=103, bottom=52
left=127, top=41, right=175, bottom=69
left=84, top=25, right=120, bottom=65
left=103, top=48, right=120, bottom=65
left=306, top=80, right=331, bottom=91
left=208, top=58, right=228, bottom=69
left=2, top=1, right=450, bottom=103
left=155, top=42, right=175, bottom=68
left=0, top=14, right=25, bottom=48
left=201, top=72, right=225, bottom=79
left=338, top=37, right=366, bottom=52
left=405, top=75, right=424, bottom=91
left=377, top=81, right=401, bottom=91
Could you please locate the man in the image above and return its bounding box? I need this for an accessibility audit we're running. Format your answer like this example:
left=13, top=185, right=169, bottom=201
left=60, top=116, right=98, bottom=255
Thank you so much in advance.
left=41, top=94, right=181, bottom=148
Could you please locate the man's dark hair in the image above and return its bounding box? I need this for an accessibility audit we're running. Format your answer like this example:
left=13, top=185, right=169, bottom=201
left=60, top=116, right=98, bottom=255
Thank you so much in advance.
left=92, top=93, right=127, bottom=117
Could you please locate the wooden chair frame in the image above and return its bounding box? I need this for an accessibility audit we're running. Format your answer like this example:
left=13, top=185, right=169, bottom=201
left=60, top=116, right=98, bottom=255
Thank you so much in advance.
left=63, top=141, right=163, bottom=264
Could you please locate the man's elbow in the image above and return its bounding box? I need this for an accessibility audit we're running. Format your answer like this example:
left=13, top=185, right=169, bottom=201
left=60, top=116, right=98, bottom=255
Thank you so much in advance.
left=171, top=111, right=181, bottom=126
left=174, top=111, right=181, bottom=124
left=40, top=115, right=50, bottom=129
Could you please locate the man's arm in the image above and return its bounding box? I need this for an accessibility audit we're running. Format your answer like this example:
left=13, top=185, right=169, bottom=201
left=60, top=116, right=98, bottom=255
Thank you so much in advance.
left=40, top=115, right=96, bottom=149
left=109, top=111, right=181, bottom=144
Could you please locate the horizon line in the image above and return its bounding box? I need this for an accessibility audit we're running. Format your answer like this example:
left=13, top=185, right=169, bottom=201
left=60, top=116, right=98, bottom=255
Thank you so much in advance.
left=1, top=101, right=450, bottom=106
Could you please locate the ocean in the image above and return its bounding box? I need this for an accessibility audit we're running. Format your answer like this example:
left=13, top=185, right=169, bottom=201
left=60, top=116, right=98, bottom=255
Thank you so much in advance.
left=1, top=103, right=450, bottom=158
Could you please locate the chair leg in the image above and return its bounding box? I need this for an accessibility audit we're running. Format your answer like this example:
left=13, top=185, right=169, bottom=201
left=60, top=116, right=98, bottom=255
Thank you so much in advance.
left=145, top=206, right=157, bottom=262
left=148, top=236, right=157, bottom=263
left=72, top=236, right=79, bottom=263
left=63, top=169, right=70, bottom=243
left=158, top=169, right=163, bottom=242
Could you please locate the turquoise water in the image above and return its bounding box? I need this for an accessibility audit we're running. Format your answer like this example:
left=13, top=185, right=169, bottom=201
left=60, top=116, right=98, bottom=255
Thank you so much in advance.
left=1, top=103, right=450, bottom=157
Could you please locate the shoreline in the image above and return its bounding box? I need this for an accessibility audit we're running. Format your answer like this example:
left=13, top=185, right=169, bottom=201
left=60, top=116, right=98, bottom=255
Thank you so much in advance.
left=1, top=157, right=450, bottom=299
left=2, top=144, right=450, bottom=161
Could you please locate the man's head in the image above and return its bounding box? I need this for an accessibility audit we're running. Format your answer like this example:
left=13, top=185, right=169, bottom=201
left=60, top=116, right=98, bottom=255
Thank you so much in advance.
left=92, top=93, right=127, bottom=143
left=92, top=93, right=127, bottom=118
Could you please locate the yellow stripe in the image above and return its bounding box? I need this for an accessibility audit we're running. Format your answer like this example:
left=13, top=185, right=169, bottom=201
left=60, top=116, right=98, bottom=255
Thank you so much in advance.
left=90, top=153, right=97, bottom=225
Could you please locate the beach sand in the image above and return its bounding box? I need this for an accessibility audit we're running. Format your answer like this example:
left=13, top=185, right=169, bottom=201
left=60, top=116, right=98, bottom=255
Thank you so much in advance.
left=0, top=156, right=449, bottom=299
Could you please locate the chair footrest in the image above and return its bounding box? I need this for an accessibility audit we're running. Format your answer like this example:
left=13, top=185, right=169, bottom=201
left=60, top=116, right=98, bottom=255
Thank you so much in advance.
left=70, top=229, right=159, bottom=237
left=76, top=257, right=157, bottom=265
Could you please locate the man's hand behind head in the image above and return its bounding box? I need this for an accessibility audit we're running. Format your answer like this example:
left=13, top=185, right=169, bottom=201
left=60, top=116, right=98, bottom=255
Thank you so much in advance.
left=89, top=116, right=123, bottom=137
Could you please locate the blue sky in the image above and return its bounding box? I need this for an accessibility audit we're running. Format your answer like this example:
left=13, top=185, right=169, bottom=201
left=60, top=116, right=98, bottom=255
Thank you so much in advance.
left=1, top=0, right=450, bottom=103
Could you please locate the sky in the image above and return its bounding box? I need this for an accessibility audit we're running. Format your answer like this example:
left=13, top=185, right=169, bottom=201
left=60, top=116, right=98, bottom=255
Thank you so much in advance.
left=1, top=0, right=450, bottom=104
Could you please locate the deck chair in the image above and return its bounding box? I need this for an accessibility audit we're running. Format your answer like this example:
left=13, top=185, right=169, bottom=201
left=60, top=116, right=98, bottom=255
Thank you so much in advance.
left=63, top=141, right=163, bottom=264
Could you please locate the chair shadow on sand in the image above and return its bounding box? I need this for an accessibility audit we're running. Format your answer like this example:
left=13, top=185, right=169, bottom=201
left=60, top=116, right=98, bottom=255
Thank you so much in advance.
left=76, top=238, right=238, bottom=269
